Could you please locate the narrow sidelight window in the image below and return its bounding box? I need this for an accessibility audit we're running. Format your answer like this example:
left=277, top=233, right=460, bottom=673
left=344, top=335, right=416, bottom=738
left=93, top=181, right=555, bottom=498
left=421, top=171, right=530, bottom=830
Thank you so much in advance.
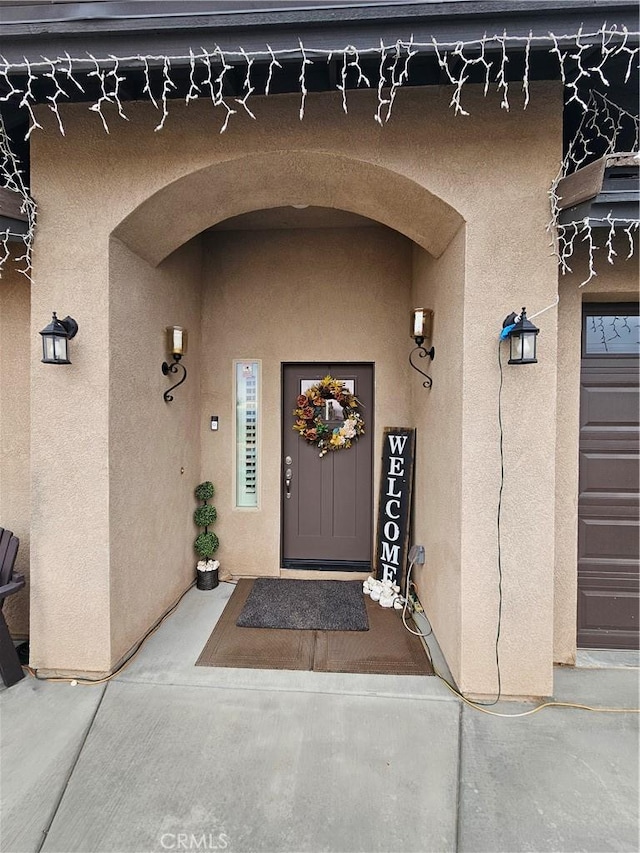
left=235, top=361, right=260, bottom=507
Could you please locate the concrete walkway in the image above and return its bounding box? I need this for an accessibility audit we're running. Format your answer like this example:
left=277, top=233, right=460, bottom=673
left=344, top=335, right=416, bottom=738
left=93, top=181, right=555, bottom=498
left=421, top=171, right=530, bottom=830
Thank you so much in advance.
left=1, top=583, right=638, bottom=853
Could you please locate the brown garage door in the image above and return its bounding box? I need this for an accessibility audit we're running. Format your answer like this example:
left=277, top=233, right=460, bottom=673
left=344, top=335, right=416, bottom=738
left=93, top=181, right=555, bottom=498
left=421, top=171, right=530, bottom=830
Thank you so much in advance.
left=578, top=303, right=639, bottom=649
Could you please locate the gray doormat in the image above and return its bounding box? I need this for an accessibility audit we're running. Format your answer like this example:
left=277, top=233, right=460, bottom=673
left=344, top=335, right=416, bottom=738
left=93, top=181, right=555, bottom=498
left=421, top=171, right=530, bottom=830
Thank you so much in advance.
left=236, top=578, right=369, bottom=631
left=195, top=580, right=433, bottom=675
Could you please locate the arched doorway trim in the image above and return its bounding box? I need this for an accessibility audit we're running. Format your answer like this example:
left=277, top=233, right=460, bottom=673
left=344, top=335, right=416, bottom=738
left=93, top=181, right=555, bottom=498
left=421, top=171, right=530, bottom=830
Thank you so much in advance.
left=112, top=151, right=464, bottom=265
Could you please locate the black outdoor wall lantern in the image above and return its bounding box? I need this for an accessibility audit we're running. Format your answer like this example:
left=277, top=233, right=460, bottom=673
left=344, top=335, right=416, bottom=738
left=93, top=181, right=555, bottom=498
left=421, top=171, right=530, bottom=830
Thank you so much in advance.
left=40, top=313, right=78, bottom=364
left=162, top=326, right=188, bottom=402
left=410, top=308, right=435, bottom=389
left=502, top=307, right=540, bottom=365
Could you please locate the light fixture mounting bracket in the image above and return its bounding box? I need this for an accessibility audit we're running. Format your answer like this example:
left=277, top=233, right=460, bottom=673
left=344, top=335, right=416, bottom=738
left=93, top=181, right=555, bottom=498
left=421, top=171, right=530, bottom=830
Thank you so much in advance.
left=162, top=354, right=187, bottom=402
left=409, top=344, right=435, bottom=389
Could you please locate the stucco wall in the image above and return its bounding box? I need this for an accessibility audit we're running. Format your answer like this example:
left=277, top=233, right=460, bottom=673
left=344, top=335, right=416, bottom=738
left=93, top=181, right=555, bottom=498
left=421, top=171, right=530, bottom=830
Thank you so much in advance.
left=457, top=173, right=560, bottom=698
left=29, top=217, right=112, bottom=673
left=200, top=226, right=412, bottom=575
left=0, top=260, right=30, bottom=636
left=28, top=82, right=564, bottom=693
left=554, top=239, right=639, bottom=664
left=108, top=238, right=203, bottom=667
left=411, top=230, right=465, bottom=681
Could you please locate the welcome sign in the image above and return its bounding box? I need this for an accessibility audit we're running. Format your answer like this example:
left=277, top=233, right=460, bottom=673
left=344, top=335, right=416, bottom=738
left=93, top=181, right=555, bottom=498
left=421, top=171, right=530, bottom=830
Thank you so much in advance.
left=375, top=428, right=416, bottom=587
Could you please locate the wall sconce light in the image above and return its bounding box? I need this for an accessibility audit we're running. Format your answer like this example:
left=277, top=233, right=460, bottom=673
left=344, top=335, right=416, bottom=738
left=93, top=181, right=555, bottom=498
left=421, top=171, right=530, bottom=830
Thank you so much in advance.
left=162, top=326, right=188, bottom=402
left=501, top=307, right=539, bottom=365
left=39, top=313, right=78, bottom=364
left=410, top=308, right=435, bottom=389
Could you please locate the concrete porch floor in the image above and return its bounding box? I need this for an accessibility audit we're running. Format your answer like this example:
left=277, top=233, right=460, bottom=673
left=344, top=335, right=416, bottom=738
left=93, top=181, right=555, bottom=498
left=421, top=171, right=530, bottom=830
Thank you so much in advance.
left=1, top=582, right=638, bottom=853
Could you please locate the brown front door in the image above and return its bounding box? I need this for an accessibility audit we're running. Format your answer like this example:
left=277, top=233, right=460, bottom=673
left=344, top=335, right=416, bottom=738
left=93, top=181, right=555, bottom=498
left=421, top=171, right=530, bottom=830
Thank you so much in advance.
left=577, top=303, right=639, bottom=649
left=282, top=363, right=373, bottom=570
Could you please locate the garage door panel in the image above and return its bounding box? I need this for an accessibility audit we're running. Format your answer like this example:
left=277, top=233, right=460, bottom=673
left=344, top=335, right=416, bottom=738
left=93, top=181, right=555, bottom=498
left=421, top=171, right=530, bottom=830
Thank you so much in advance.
left=578, top=304, right=639, bottom=650
left=577, top=581, right=639, bottom=649
left=579, top=452, right=640, bottom=506
left=580, top=385, right=639, bottom=430
left=578, top=586, right=639, bottom=630
left=578, top=517, right=640, bottom=561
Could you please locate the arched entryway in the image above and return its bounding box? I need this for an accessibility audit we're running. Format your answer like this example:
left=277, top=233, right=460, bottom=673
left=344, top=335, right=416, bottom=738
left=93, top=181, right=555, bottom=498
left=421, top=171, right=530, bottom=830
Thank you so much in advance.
left=112, top=150, right=464, bottom=264
left=104, top=154, right=466, bottom=673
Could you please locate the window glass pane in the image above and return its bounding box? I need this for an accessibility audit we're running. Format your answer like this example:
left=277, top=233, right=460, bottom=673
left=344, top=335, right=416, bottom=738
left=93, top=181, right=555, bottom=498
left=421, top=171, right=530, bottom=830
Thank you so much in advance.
left=235, top=361, right=259, bottom=507
left=585, top=314, right=640, bottom=355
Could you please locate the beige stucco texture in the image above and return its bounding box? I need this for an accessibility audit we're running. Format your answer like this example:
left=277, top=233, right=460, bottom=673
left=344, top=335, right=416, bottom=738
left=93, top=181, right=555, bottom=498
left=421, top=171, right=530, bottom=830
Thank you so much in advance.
left=411, top=232, right=465, bottom=683
left=0, top=259, right=31, bottom=637
left=108, top=239, right=203, bottom=669
left=26, top=82, right=565, bottom=694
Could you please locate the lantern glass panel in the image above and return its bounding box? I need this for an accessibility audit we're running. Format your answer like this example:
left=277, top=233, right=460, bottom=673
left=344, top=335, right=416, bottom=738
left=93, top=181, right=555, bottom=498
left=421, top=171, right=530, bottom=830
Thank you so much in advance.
left=510, top=333, right=522, bottom=362
left=412, top=309, right=425, bottom=339
left=522, top=331, right=536, bottom=361
left=54, top=336, right=68, bottom=362
left=509, top=330, right=537, bottom=363
left=167, top=326, right=187, bottom=357
left=43, top=336, right=56, bottom=362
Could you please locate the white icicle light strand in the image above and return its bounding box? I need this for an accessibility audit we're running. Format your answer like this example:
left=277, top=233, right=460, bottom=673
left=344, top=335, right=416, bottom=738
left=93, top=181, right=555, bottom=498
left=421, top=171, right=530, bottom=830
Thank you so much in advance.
left=0, top=27, right=637, bottom=281
left=0, top=112, right=37, bottom=278
left=548, top=90, right=639, bottom=286
left=0, top=27, right=637, bottom=136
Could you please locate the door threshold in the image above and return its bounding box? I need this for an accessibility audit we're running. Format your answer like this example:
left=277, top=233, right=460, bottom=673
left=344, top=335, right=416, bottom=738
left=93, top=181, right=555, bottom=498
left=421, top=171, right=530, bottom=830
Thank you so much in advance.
left=280, top=568, right=371, bottom=581
left=219, top=570, right=372, bottom=583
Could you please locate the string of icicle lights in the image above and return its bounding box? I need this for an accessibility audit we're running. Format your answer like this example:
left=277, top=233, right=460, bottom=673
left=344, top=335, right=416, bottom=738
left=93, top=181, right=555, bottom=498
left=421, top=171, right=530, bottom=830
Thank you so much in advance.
left=549, top=90, right=639, bottom=286
left=0, top=26, right=638, bottom=281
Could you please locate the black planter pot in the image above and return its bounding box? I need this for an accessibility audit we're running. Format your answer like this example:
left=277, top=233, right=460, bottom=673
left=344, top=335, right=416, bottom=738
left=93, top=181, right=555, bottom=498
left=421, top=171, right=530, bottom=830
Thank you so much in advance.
left=196, top=569, right=219, bottom=590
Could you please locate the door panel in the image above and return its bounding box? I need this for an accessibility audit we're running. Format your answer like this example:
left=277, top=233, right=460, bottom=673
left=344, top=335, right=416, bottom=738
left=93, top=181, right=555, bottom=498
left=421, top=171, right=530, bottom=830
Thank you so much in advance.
left=282, top=363, right=373, bottom=570
left=578, top=304, right=639, bottom=649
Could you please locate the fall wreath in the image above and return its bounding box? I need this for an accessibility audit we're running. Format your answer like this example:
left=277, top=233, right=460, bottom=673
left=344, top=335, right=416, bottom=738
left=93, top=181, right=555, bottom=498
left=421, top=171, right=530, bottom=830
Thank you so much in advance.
left=293, top=375, right=365, bottom=457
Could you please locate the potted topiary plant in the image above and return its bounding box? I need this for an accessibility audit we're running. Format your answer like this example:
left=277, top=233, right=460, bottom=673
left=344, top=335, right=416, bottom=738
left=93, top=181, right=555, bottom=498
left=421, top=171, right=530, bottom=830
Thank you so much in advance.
left=194, top=481, right=219, bottom=590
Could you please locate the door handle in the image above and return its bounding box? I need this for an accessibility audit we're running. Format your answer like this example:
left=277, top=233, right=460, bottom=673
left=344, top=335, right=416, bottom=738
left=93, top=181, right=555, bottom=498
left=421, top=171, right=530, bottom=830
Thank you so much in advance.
left=285, top=467, right=292, bottom=499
